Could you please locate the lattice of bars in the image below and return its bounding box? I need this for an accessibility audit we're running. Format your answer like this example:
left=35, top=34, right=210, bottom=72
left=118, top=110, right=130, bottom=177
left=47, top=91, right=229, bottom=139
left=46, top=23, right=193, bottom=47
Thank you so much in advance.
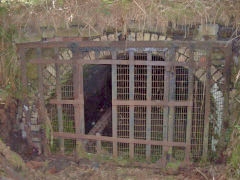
left=134, top=65, right=147, bottom=100
left=209, top=87, right=223, bottom=156
left=117, top=105, right=129, bottom=138
left=101, top=141, right=113, bottom=155
left=134, top=52, right=147, bottom=61
left=62, top=104, right=75, bottom=133
left=43, top=64, right=57, bottom=99
left=134, top=106, right=147, bottom=161
left=172, top=107, right=187, bottom=160
left=117, top=106, right=130, bottom=158
left=117, top=52, right=129, bottom=60
left=151, top=145, right=162, bottom=162
left=152, top=66, right=165, bottom=100
left=62, top=104, right=76, bottom=152
left=172, top=146, right=185, bottom=161
left=47, top=103, right=76, bottom=153
left=117, top=65, right=129, bottom=100
left=151, top=106, right=164, bottom=141
left=60, top=65, right=74, bottom=100
left=152, top=51, right=166, bottom=61
left=86, top=140, right=97, bottom=154
left=151, top=106, right=163, bottom=162
left=48, top=104, right=58, bottom=132
left=134, top=106, right=147, bottom=140
left=191, top=79, right=205, bottom=160
left=47, top=104, right=60, bottom=153
left=174, top=107, right=187, bottom=143
left=175, top=66, right=189, bottom=101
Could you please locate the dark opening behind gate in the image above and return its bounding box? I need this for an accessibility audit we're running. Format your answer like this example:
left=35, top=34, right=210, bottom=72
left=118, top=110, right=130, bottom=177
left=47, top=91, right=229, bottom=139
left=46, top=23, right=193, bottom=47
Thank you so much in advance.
left=17, top=40, right=232, bottom=164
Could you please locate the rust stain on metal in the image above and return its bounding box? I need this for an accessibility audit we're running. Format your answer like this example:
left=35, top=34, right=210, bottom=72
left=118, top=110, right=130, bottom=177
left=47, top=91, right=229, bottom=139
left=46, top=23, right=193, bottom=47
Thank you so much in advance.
left=18, top=38, right=232, bottom=163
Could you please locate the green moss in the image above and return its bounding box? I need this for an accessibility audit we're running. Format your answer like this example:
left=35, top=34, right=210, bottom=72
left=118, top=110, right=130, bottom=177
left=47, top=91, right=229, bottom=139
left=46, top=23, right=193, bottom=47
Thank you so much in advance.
left=166, top=161, right=181, bottom=170
left=228, top=143, right=240, bottom=178
left=0, top=139, right=26, bottom=171
left=55, top=28, right=79, bottom=37
left=26, top=63, right=38, bottom=80
left=75, top=142, right=88, bottom=158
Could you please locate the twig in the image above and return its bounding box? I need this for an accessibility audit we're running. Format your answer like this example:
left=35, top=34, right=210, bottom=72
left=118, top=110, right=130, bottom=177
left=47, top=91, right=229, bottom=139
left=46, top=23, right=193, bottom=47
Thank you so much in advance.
left=133, top=0, right=146, bottom=15
left=235, top=97, right=240, bottom=104
left=82, top=19, right=100, bottom=35
left=226, top=34, right=240, bottom=45
left=195, top=168, right=208, bottom=180
left=235, top=70, right=240, bottom=84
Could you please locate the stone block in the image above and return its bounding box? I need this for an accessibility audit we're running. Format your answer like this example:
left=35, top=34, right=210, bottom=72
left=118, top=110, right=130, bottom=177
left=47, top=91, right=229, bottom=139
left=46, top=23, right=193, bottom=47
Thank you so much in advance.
left=100, top=35, right=108, bottom=41
left=151, top=34, right=159, bottom=41
left=107, top=34, right=116, bottom=41
left=199, top=24, right=219, bottom=36
left=31, top=124, right=41, bottom=131
left=136, top=32, right=144, bottom=41
left=127, top=32, right=136, bottom=41
left=143, top=33, right=151, bottom=41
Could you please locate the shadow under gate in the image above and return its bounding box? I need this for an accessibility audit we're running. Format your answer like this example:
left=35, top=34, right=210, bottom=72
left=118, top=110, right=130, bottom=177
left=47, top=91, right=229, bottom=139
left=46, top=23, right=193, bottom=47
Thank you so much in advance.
left=17, top=39, right=232, bottom=165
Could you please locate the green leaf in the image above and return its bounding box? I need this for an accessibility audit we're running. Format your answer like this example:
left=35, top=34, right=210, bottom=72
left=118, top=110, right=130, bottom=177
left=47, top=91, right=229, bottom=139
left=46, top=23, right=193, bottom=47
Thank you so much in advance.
left=102, top=0, right=114, bottom=5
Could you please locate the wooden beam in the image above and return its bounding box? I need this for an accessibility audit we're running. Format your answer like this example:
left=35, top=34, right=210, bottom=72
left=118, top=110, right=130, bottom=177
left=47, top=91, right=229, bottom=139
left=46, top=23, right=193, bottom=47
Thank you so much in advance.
left=55, top=47, right=64, bottom=153
left=185, top=47, right=194, bottom=162
left=111, top=50, right=118, bottom=158
left=202, top=48, right=212, bottom=159
left=146, top=52, right=152, bottom=161
left=167, top=46, right=176, bottom=161
left=53, top=132, right=188, bottom=147
left=29, top=58, right=194, bottom=68
left=17, top=40, right=230, bottom=50
left=129, top=51, right=135, bottom=159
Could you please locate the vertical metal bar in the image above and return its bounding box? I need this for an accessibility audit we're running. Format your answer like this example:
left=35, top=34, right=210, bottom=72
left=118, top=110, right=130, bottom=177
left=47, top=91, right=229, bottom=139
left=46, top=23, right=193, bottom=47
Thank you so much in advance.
left=79, top=65, right=85, bottom=134
left=202, top=48, right=212, bottom=159
left=72, top=51, right=85, bottom=157
left=146, top=52, right=152, bottom=161
left=96, top=133, right=101, bottom=154
left=222, top=45, right=232, bottom=132
left=168, top=47, right=176, bottom=161
left=216, top=45, right=232, bottom=158
left=73, top=55, right=80, bottom=134
left=72, top=52, right=84, bottom=135
left=55, top=48, right=64, bottom=153
left=112, top=50, right=118, bottom=158
left=185, top=48, right=194, bottom=162
left=37, top=47, right=51, bottom=155
left=162, top=64, right=170, bottom=164
left=129, top=50, right=134, bottom=159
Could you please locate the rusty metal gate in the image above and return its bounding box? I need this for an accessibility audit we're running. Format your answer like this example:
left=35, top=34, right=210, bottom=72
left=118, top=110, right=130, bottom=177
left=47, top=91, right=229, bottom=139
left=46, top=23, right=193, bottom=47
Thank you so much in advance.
left=17, top=39, right=232, bottom=164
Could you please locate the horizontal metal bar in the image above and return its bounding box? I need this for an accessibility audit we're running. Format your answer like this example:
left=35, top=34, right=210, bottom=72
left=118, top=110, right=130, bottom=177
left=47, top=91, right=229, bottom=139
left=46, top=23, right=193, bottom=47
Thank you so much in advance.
left=49, top=99, right=192, bottom=106
left=49, top=99, right=83, bottom=105
left=53, top=132, right=188, bottom=147
left=17, top=40, right=230, bottom=50
left=29, top=58, right=193, bottom=67
left=112, top=100, right=192, bottom=107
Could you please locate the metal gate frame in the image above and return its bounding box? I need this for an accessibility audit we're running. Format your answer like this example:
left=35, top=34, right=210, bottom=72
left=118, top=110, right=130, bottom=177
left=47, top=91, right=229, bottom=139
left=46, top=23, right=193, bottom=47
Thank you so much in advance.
left=17, top=39, right=232, bottom=164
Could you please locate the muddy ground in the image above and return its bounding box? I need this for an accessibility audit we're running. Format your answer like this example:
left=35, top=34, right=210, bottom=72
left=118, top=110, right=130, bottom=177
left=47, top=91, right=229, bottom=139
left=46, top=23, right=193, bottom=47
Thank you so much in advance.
left=0, top=96, right=228, bottom=180
left=33, top=156, right=228, bottom=180
left=0, top=149, right=228, bottom=180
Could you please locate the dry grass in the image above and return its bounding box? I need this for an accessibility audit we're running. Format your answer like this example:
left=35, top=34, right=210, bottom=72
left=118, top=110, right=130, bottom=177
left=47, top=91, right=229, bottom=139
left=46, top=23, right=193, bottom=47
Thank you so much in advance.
left=1, top=0, right=240, bottom=38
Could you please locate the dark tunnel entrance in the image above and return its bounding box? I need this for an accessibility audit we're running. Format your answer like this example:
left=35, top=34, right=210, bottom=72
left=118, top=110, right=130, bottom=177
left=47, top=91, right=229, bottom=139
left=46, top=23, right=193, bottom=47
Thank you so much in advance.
left=17, top=39, right=232, bottom=163
left=83, top=64, right=112, bottom=135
